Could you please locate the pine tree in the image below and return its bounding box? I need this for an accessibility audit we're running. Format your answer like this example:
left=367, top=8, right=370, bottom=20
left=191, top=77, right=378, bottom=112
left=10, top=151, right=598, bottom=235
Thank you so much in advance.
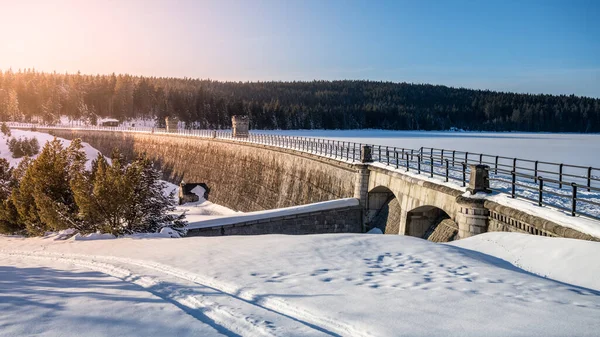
left=0, top=158, right=23, bottom=234
left=124, top=153, right=186, bottom=235
left=1, top=122, right=11, bottom=137
left=12, top=138, right=85, bottom=234
left=72, top=150, right=186, bottom=236
left=72, top=151, right=130, bottom=234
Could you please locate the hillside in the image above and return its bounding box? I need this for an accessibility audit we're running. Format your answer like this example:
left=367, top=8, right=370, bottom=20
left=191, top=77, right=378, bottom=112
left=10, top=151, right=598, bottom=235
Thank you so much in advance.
left=1, top=70, right=599, bottom=132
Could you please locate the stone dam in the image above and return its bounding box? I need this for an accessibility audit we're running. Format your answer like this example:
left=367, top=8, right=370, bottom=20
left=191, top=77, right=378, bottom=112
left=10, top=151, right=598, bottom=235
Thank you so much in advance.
left=37, top=128, right=599, bottom=242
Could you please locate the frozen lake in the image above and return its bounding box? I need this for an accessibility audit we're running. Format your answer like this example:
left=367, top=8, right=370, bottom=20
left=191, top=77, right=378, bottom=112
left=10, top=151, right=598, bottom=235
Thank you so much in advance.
left=259, top=130, right=600, bottom=168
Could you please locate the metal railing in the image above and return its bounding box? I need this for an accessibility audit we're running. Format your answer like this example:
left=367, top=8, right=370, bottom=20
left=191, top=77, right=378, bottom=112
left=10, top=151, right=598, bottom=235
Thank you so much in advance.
left=369, top=145, right=600, bottom=220
left=8, top=122, right=600, bottom=221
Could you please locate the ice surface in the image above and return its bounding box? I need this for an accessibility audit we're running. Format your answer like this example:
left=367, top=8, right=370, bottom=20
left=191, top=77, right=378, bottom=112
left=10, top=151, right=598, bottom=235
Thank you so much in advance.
left=260, top=129, right=600, bottom=168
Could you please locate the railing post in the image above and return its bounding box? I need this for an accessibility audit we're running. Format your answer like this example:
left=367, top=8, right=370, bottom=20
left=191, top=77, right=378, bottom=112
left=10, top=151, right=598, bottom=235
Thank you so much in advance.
left=538, top=177, right=544, bottom=206
left=462, top=162, right=466, bottom=187
left=430, top=156, right=434, bottom=178
left=559, top=164, right=563, bottom=189
left=411, top=149, right=414, bottom=161
left=452, top=151, right=456, bottom=167
left=352, top=144, right=356, bottom=161
left=406, top=156, right=410, bottom=172
left=378, top=146, right=381, bottom=161
left=333, top=141, right=337, bottom=159
left=534, top=161, right=538, bottom=183
left=511, top=171, right=516, bottom=198
left=512, top=158, right=517, bottom=177
left=479, top=153, right=483, bottom=164
left=395, top=151, right=399, bottom=169
left=571, top=183, right=577, bottom=216
left=445, top=159, right=449, bottom=182
left=417, top=155, right=421, bottom=174
left=386, top=147, right=389, bottom=166
left=588, top=167, right=592, bottom=192
left=440, top=149, right=444, bottom=164
left=494, top=156, right=499, bottom=174
left=465, top=152, right=469, bottom=164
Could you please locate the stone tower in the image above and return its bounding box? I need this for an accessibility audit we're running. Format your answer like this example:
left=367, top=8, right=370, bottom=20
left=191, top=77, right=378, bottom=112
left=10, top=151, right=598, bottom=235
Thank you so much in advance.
left=165, top=116, right=179, bottom=133
left=232, top=115, right=249, bottom=138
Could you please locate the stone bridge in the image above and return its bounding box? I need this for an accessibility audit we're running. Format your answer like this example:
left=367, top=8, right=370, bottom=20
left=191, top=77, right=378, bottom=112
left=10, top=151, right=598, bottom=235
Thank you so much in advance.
left=24, top=127, right=599, bottom=242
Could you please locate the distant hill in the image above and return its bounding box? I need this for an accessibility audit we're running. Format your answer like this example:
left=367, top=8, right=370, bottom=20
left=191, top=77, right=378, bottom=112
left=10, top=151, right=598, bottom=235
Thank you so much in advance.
left=1, top=70, right=598, bottom=132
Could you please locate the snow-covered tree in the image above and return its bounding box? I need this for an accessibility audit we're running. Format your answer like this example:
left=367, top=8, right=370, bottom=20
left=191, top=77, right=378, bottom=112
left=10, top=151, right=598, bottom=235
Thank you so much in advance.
left=71, top=150, right=186, bottom=236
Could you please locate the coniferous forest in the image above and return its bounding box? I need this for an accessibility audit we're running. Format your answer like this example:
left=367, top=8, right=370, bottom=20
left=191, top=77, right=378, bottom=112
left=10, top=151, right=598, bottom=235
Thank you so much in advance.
left=0, top=69, right=598, bottom=132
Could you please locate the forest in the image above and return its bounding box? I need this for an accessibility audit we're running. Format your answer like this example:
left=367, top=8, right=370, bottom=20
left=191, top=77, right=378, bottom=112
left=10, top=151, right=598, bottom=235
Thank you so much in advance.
left=0, top=69, right=598, bottom=132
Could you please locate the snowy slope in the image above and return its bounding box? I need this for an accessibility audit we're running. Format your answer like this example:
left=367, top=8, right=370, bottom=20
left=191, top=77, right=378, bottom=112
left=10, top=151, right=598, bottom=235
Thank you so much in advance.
left=1, top=233, right=599, bottom=337
left=0, top=129, right=105, bottom=169
left=449, top=232, right=600, bottom=291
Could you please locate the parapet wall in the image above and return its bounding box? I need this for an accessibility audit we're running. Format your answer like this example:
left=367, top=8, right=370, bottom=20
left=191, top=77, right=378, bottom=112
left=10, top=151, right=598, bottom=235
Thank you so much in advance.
left=47, top=129, right=357, bottom=212
left=187, top=204, right=362, bottom=236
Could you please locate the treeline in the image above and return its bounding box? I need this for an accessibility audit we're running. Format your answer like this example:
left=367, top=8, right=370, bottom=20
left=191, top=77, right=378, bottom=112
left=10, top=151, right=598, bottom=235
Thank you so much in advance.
left=0, top=69, right=598, bottom=132
left=0, top=134, right=185, bottom=236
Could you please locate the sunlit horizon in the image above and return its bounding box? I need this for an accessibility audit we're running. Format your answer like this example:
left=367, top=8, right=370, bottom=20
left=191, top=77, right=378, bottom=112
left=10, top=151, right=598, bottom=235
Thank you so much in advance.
left=1, top=0, right=598, bottom=97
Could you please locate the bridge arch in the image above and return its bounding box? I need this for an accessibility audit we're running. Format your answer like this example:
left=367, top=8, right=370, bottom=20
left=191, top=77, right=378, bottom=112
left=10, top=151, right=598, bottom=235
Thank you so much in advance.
left=366, top=185, right=402, bottom=234
left=405, top=205, right=451, bottom=239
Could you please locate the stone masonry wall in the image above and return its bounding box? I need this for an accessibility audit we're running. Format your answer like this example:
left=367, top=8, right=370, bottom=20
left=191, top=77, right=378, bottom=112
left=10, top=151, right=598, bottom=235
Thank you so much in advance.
left=46, top=130, right=357, bottom=212
left=186, top=206, right=362, bottom=236
left=485, top=200, right=599, bottom=241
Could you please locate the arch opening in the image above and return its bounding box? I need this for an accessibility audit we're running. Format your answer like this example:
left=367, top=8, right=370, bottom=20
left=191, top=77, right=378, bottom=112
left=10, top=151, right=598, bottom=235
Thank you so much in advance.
left=367, top=186, right=402, bottom=234
left=405, top=205, right=456, bottom=241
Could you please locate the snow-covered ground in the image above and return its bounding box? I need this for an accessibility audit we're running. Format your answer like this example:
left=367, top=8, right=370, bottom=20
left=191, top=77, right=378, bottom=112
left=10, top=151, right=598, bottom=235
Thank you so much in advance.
left=1, top=232, right=599, bottom=336
left=260, top=129, right=600, bottom=168
left=162, top=181, right=238, bottom=224
left=0, top=129, right=105, bottom=169
left=1, top=126, right=599, bottom=336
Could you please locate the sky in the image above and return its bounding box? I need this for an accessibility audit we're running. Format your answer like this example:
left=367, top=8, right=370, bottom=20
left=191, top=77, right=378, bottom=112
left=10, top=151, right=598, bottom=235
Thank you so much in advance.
left=0, top=0, right=598, bottom=97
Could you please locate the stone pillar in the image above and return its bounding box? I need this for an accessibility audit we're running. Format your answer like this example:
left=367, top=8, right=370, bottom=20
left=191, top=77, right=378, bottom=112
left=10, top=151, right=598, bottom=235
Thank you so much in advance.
left=165, top=116, right=178, bottom=133
left=360, top=145, right=373, bottom=163
left=468, top=164, right=491, bottom=194
left=354, top=165, right=370, bottom=205
left=232, top=115, right=249, bottom=138
left=455, top=196, right=489, bottom=239
left=354, top=165, right=370, bottom=231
